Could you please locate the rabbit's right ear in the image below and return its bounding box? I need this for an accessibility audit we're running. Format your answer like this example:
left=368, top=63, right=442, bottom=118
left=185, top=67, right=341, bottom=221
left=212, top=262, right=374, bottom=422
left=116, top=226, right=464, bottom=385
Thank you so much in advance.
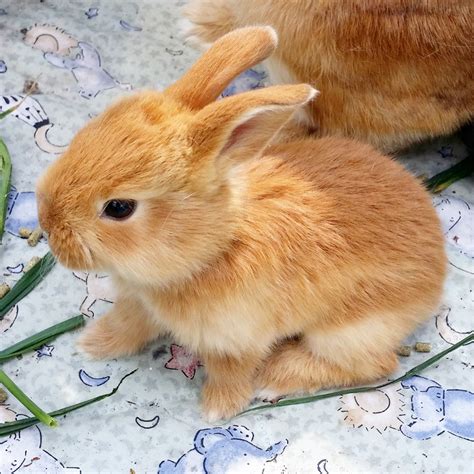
left=165, top=26, right=277, bottom=110
left=188, top=84, right=318, bottom=162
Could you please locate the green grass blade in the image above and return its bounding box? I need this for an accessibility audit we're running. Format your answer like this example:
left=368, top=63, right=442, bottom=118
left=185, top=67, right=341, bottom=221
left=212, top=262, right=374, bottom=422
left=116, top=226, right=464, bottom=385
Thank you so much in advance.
left=0, top=315, right=85, bottom=362
left=0, top=369, right=58, bottom=427
left=0, top=137, right=12, bottom=242
left=241, top=333, right=474, bottom=415
left=0, top=110, right=14, bottom=120
left=395, top=332, right=474, bottom=378
left=0, top=369, right=138, bottom=437
left=0, top=252, right=56, bottom=319
left=0, top=101, right=22, bottom=120
left=425, top=154, right=474, bottom=193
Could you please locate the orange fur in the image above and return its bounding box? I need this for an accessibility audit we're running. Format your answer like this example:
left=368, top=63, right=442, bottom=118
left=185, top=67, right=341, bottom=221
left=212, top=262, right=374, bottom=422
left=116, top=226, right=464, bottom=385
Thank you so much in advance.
left=182, top=0, right=474, bottom=151
left=257, top=338, right=399, bottom=400
left=37, top=27, right=446, bottom=421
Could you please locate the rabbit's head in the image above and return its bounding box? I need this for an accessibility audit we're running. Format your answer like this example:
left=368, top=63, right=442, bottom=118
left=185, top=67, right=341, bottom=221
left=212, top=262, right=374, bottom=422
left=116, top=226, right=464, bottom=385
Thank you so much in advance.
left=37, top=27, right=317, bottom=286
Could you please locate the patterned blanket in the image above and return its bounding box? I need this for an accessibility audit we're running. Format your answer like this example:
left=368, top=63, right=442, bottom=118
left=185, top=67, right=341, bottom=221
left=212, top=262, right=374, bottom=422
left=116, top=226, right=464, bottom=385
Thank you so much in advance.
left=1, top=1, right=473, bottom=472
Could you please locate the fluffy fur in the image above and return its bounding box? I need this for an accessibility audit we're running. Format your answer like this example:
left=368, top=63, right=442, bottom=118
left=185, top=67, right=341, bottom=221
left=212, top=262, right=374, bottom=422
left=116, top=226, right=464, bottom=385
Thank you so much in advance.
left=182, top=0, right=474, bottom=151
left=37, top=27, right=446, bottom=421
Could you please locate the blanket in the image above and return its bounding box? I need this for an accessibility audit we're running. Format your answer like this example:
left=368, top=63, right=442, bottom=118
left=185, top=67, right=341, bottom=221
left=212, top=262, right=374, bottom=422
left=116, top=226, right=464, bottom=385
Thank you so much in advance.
left=1, top=1, right=473, bottom=472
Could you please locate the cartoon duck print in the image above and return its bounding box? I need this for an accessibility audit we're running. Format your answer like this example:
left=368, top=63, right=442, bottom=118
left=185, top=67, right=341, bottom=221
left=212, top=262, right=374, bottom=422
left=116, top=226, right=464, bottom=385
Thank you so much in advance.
left=22, top=24, right=131, bottom=99
left=158, top=425, right=288, bottom=474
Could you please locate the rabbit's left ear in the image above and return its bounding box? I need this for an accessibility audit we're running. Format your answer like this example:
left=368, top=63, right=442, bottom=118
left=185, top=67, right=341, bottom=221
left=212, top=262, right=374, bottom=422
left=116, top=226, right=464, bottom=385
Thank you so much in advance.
left=165, top=26, right=277, bottom=110
left=189, top=84, right=318, bottom=160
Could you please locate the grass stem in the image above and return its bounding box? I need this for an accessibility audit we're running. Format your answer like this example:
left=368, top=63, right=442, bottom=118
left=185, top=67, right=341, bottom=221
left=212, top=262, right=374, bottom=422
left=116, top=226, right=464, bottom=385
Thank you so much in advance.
left=0, top=138, right=12, bottom=242
left=0, top=369, right=58, bottom=427
left=241, top=333, right=474, bottom=415
left=0, top=315, right=85, bottom=363
left=425, top=154, right=474, bottom=193
left=0, top=252, right=56, bottom=319
left=0, top=369, right=137, bottom=437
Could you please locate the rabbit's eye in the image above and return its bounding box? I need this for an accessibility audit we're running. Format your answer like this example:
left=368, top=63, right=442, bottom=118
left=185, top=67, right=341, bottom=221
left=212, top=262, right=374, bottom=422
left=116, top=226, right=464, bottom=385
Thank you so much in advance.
left=102, top=199, right=137, bottom=220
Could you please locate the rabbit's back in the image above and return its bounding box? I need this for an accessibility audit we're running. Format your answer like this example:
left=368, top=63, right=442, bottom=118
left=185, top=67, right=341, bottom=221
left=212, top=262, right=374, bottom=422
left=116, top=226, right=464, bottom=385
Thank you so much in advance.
left=255, top=138, right=446, bottom=312
left=183, top=0, right=473, bottom=151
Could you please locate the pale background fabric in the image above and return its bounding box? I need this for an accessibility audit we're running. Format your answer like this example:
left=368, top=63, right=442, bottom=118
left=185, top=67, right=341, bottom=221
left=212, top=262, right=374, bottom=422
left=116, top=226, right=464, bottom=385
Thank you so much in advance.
left=0, top=1, right=472, bottom=472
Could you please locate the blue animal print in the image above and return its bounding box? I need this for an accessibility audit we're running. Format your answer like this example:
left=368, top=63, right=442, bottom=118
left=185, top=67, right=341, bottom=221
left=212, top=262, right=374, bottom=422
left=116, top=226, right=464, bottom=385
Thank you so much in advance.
left=85, top=7, right=99, bottom=19
left=5, top=186, right=39, bottom=237
left=158, top=425, right=288, bottom=473
left=44, top=42, right=131, bottom=99
left=401, top=375, right=474, bottom=441
left=221, top=69, right=267, bottom=98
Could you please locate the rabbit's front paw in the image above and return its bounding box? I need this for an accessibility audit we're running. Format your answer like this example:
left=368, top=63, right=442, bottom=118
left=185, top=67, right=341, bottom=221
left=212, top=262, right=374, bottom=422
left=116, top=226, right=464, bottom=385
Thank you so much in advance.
left=77, top=313, right=133, bottom=359
left=202, top=380, right=252, bottom=422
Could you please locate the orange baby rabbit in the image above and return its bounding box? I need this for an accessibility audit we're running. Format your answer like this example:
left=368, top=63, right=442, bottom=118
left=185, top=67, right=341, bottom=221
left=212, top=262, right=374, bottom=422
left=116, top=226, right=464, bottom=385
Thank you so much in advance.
left=182, top=0, right=474, bottom=152
left=37, top=27, right=446, bottom=421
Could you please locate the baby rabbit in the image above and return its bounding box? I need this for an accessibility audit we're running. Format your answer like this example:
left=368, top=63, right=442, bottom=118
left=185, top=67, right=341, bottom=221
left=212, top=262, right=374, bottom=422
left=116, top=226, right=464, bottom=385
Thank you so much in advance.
left=37, top=27, right=446, bottom=421
left=182, top=0, right=474, bottom=152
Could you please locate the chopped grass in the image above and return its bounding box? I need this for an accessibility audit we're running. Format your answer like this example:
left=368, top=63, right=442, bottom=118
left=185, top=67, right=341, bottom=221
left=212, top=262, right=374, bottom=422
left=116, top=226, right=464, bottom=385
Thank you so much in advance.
left=0, top=315, right=85, bottom=428
left=0, top=315, right=85, bottom=362
left=425, top=154, right=474, bottom=193
left=0, top=369, right=138, bottom=437
left=241, top=332, right=474, bottom=415
left=0, top=101, right=22, bottom=120
left=0, top=137, right=12, bottom=241
left=0, top=252, right=56, bottom=320
left=0, top=369, right=58, bottom=427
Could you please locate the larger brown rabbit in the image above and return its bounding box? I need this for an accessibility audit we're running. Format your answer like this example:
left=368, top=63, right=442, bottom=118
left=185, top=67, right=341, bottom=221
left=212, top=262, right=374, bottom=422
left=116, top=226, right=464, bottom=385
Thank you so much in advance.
left=37, top=27, right=446, bottom=421
left=182, top=0, right=474, bottom=152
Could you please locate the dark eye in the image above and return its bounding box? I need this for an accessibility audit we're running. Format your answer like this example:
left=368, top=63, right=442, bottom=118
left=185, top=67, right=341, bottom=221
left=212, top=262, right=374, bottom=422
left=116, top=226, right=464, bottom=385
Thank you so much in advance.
left=102, top=199, right=137, bottom=220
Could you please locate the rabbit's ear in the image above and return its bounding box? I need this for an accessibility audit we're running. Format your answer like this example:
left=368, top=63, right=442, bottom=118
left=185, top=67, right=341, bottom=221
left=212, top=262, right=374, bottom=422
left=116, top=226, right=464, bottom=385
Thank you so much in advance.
left=165, top=26, right=277, bottom=110
left=189, top=84, right=317, bottom=160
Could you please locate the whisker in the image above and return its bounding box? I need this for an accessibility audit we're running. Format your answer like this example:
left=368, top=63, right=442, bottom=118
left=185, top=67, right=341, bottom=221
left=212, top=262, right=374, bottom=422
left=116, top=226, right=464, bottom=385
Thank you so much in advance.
left=160, top=208, right=174, bottom=232
left=181, top=192, right=195, bottom=201
left=76, top=233, right=94, bottom=267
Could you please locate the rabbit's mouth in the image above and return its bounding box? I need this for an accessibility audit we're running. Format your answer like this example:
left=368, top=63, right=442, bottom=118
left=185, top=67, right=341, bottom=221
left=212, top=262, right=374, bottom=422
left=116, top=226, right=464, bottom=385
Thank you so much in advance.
left=37, top=199, right=96, bottom=270
left=47, top=229, right=95, bottom=271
